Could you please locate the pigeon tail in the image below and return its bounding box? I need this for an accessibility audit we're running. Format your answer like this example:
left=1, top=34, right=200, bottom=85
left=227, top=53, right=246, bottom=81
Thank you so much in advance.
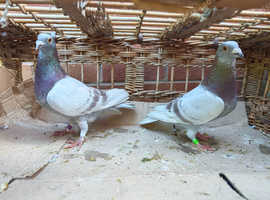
left=140, top=104, right=180, bottom=124
left=104, top=88, right=129, bottom=108
left=139, top=117, right=158, bottom=125
left=115, top=102, right=136, bottom=110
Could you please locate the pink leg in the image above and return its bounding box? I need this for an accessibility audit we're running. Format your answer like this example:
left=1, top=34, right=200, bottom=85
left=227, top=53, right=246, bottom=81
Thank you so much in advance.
left=64, top=137, right=85, bottom=149
left=196, top=132, right=212, bottom=142
left=51, top=125, right=76, bottom=137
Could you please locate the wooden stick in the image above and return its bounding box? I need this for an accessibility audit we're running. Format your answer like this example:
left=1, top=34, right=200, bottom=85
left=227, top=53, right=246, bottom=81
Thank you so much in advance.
left=263, top=71, right=270, bottom=98
left=241, top=57, right=249, bottom=97
left=96, top=46, right=100, bottom=88
left=81, top=63, right=84, bottom=82
left=201, top=66, right=205, bottom=81
left=111, top=64, right=114, bottom=88
left=96, top=62, right=100, bottom=89
left=15, top=61, right=23, bottom=86
left=135, top=10, right=146, bottom=39
left=155, top=66, right=160, bottom=91
left=170, top=66, right=174, bottom=91
left=65, top=44, right=69, bottom=73
left=185, top=63, right=189, bottom=93
left=255, top=64, right=263, bottom=97
left=80, top=48, right=84, bottom=82
left=155, top=48, right=162, bottom=91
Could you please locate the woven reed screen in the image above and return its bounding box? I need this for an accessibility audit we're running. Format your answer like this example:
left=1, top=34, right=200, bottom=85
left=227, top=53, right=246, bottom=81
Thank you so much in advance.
left=55, top=40, right=244, bottom=102
left=242, top=49, right=270, bottom=134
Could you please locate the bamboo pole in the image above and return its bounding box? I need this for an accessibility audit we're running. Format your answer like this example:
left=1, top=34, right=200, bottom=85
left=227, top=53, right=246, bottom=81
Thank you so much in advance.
left=65, top=44, right=69, bottom=74
left=170, top=66, right=174, bottom=91
left=155, top=66, right=160, bottom=91
left=155, top=48, right=162, bottom=91
left=135, top=10, right=146, bottom=40
left=241, top=56, right=249, bottom=97
left=81, top=63, right=84, bottom=82
left=80, top=49, right=84, bottom=82
left=15, top=61, right=23, bottom=86
left=255, top=62, right=263, bottom=97
left=111, top=64, right=114, bottom=88
left=185, top=61, right=189, bottom=93
left=96, top=45, right=100, bottom=89
left=96, top=62, right=100, bottom=89
left=263, top=71, right=270, bottom=98
left=201, top=66, right=205, bottom=81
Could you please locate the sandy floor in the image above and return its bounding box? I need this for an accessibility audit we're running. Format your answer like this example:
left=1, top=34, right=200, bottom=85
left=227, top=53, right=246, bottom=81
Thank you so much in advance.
left=0, top=102, right=270, bottom=200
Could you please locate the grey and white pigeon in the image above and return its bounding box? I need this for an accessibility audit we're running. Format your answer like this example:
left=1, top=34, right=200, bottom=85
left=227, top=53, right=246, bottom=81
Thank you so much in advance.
left=35, top=32, right=132, bottom=148
left=140, top=41, right=244, bottom=150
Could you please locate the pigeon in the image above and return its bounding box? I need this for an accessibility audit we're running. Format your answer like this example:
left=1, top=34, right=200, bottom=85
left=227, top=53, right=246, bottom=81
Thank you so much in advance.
left=35, top=32, right=133, bottom=149
left=140, top=41, right=244, bottom=150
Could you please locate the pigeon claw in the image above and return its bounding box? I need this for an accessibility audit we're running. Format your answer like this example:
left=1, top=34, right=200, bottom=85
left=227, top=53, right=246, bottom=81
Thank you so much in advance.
left=198, top=144, right=215, bottom=152
left=64, top=137, right=85, bottom=149
left=51, top=125, right=76, bottom=137
left=51, top=130, right=76, bottom=137
left=196, top=132, right=212, bottom=142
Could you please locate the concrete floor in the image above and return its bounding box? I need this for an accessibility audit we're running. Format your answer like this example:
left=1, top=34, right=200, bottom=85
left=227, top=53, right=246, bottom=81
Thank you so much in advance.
left=0, top=102, right=270, bottom=200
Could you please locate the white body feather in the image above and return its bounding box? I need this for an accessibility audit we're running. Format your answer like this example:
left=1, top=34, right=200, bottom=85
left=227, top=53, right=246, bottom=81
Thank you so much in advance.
left=179, top=85, right=224, bottom=125
left=140, top=85, right=225, bottom=142
left=47, top=76, right=129, bottom=117
left=140, top=85, right=224, bottom=125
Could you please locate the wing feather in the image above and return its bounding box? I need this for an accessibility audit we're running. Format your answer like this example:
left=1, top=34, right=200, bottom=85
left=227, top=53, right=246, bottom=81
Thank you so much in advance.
left=47, top=76, right=129, bottom=117
left=178, top=85, right=225, bottom=125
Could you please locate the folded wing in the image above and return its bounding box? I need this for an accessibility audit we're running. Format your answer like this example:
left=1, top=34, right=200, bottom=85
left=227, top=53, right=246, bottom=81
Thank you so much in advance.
left=178, top=85, right=225, bottom=125
left=46, top=76, right=129, bottom=117
left=140, top=85, right=224, bottom=125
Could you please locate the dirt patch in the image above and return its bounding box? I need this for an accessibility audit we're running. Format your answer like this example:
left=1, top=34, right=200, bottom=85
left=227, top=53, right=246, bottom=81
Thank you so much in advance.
left=259, top=144, right=270, bottom=155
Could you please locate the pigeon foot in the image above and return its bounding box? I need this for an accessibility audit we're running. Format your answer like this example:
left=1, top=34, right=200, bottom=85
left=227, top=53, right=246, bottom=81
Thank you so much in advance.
left=198, top=144, right=215, bottom=152
left=51, top=130, right=77, bottom=137
left=64, top=137, right=85, bottom=149
left=196, top=132, right=212, bottom=142
left=51, top=125, right=75, bottom=137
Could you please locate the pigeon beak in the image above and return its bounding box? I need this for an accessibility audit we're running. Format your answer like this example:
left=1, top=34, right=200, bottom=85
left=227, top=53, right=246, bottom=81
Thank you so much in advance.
left=232, top=47, right=244, bottom=58
left=36, top=41, right=45, bottom=50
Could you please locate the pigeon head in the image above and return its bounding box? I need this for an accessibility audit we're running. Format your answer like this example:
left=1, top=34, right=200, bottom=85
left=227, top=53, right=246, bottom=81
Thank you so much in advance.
left=36, top=32, right=56, bottom=53
left=216, top=41, right=244, bottom=65
left=34, top=32, right=65, bottom=106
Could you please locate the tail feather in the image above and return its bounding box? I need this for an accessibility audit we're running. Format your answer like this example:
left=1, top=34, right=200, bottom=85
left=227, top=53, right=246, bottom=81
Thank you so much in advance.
left=104, top=89, right=129, bottom=108
left=115, top=102, right=135, bottom=110
left=139, top=104, right=180, bottom=125
left=148, top=110, right=179, bottom=123
left=139, top=117, right=158, bottom=125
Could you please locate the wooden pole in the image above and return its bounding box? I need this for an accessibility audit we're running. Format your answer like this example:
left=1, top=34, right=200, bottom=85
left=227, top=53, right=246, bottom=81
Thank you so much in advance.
left=241, top=56, right=249, bottom=97
left=185, top=61, right=189, bottom=93
left=263, top=71, right=270, bottom=98
left=155, top=48, right=162, bottom=91
left=111, top=64, right=114, bottom=88
left=81, top=63, right=84, bottom=82
left=201, top=66, right=205, bottom=81
left=170, top=66, right=175, bottom=91
left=96, top=45, right=100, bottom=89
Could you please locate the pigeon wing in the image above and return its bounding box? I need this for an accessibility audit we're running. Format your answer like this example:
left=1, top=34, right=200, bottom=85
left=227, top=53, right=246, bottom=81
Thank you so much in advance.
left=46, top=76, right=96, bottom=117
left=46, top=76, right=128, bottom=117
left=178, top=85, right=225, bottom=125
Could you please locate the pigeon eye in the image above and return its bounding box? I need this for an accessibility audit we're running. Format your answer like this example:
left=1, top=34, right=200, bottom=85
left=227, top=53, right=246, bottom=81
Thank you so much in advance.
left=223, top=46, right=227, bottom=51
left=48, top=38, right=52, bottom=43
